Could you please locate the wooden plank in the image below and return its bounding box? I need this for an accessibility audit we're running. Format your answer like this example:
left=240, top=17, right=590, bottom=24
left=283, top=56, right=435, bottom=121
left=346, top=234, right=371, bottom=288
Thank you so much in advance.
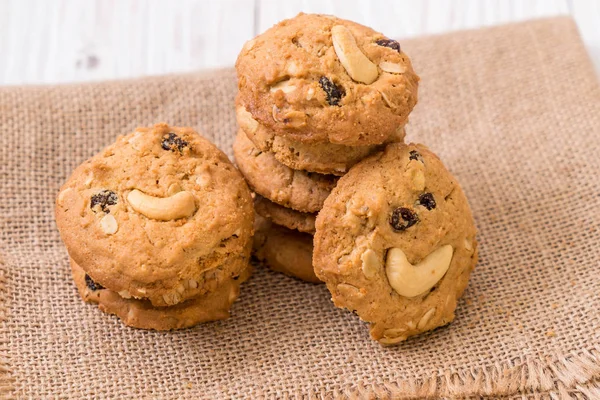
left=570, top=0, right=600, bottom=72
left=1, top=0, right=598, bottom=85
left=257, top=0, right=572, bottom=38
left=0, top=0, right=257, bottom=85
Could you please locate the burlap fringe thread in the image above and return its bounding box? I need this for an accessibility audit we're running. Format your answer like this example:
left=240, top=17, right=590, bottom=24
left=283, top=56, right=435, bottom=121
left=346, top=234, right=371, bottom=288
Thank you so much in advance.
left=325, top=347, right=600, bottom=399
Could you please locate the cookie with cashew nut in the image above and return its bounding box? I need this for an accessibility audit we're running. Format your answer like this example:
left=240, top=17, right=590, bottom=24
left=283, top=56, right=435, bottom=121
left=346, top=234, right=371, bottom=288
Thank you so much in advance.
left=236, top=13, right=419, bottom=146
left=236, top=106, right=405, bottom=176
left=253, top=215, right=320, bottom=284
left=55, top=123, right=254, bottom=308
left=70, top=257, right=251, bottom=330
left=233, top=129, right=337, bottom=213
left=313, top=143, right=478, bottom=344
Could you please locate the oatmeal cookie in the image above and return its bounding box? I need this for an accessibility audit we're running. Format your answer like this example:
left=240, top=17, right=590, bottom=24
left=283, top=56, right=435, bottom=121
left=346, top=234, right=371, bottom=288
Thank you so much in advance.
left=56, top=123, right=254, bottom=307
left=253, top=215, right=319, bottom=283
left=313, top=143, right=477, bottom=344
left=236, top=13, right=419, bottom=146
left=233, top=128, right=337, bottom=213
left=71, top=258, right=251, bottom=330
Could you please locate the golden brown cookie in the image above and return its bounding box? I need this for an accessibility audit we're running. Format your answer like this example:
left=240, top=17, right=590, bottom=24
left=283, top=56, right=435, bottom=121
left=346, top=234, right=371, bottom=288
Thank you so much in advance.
left=253, top=215, right=320, bottom=283
left=233, top=128, right=337, bottom=213
left=70, top=258, right=251, bottom=330
left=254, top=195, right=316, bottom=234
left=55, top=123, right=254, bottom=307
left=236, top=13, right=419, bottom=146
left=313, top=143, right=478, bottom=344
left=237, top=106, right=405, bottom=175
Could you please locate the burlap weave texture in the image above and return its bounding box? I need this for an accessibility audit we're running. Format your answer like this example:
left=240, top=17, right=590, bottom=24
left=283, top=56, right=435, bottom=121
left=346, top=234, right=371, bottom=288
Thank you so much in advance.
left=0, top=17, right=599, bottom=399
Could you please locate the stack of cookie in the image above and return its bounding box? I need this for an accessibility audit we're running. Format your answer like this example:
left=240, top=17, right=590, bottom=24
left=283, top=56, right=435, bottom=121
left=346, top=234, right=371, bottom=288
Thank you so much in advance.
left=235, top=13, right=478, bottom=346
left=234, top=13, right=419, bottom=283
left=55, top=124, right=255, bottom=330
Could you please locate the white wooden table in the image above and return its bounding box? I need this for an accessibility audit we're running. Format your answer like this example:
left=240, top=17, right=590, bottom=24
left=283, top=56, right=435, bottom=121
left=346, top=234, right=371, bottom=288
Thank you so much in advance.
left=1, top=0, right=599, bottom=86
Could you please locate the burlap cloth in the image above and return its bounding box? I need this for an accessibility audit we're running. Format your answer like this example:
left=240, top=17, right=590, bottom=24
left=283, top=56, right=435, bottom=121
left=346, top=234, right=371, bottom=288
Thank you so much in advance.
left=0, top=17, right=599, bottom=399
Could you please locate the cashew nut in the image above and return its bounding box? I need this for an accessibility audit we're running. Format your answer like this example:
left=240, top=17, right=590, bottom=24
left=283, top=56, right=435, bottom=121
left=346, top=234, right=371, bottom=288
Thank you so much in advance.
left=162, top=292, right=182, bottom=306
left=385, top=245, right=453, bottom=298
left=127, top=189, right=196, bottom=221
left=270, top=80, right=297, bottom=94
left=280, top=110, right=307, bottom=128
left=57, top=188, right=72, bottom=207
left=361, top=249, right=380, bottom=279
left=166, top=183, right=182, bottom=196
left=84, top=173, right=94, bottom=187
left=236, top=106, right=259, bottom=135
left=379, top=61, right=406, bottom=74
left=379, top=90, right=394, bottom=108
left=411, top=169, right=425, bottom=192
left=287, top=61, right=299, bottom=75
left=417, top=308, right=436, bottom=330
left=464, top=238, right=473, bottom=251
left=379, top=335, right=406, bottom=345
left=337, top=283, right=365, bottom=299
left=331, top=25, right=378, bottom=84
left=100, top=214, right=118, bottom=235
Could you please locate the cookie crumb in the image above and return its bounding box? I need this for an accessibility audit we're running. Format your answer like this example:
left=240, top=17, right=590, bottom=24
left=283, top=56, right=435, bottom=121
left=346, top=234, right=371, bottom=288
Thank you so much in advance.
left=546, top=330, right=556, bottom=337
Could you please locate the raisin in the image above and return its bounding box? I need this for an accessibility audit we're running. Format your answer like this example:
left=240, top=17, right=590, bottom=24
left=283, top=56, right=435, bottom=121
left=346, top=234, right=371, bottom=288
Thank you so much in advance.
left=418, top=193, right=436, bottom=210
left=319, top=76, right=345, bottom=106
left=409, top=150, right=423, bottom=162
left=376, top=38, right=401, bottom=53
left=161, top=132, right=189, bottom=153
left=90, top=190, right=118, bottom=213
left=85, top=274, right=104, bottom=291
left=389, top=207, right=419, bottom=231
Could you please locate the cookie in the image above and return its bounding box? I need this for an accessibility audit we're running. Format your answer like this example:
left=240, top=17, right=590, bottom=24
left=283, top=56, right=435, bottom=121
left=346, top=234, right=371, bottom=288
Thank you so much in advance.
left=236, top=13, right=419, bottom=146
left=254, top=195, right=316, bottom=234
left=253, top=215, right=319, bottom=283
left=70, top=258, right=251, bottom=330
left=237, top=106, right=405, bottom=175
left=233, top=129, right=337, bottom=213
left=56, top=123, right=254, bottom=307
left=313, top=143, right=478, bottom=344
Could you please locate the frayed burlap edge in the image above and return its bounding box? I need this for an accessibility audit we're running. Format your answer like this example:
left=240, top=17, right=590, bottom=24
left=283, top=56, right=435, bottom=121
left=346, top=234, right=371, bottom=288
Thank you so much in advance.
left=333, top=346, right=600, bottom=399
left=0, top=251, right=14, bottom=397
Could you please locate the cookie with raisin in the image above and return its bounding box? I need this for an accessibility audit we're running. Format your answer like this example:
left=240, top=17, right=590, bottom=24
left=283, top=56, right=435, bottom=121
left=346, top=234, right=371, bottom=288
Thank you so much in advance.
left=70, top=257, right=251, bottom=330
left=313, top=143, right=478, bottom=344
left=236, top=13, right=419, bottom=146
left=55, top=123, right=254, bottom=307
